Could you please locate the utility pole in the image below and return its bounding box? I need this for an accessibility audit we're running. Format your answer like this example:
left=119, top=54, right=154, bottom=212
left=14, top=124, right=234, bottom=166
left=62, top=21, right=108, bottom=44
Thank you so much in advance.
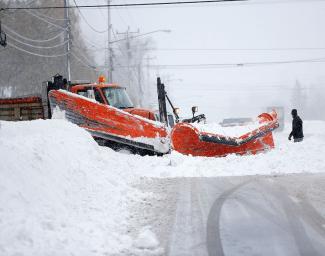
left=145, top=56, right=155, bottom=86
left=137, top=61, right=143, bottom=106
left=107, top=0, right=113, bottom=82
left=116, top=27, right=139, bottom=88
left=64, top=0, right=71, bottom=81
left=144, top=56, right=155, bottom=107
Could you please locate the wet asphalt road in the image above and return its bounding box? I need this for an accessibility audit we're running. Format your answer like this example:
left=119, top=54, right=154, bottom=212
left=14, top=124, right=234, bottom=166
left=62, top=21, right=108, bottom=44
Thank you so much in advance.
left=131, top=174, right=325, bottom=256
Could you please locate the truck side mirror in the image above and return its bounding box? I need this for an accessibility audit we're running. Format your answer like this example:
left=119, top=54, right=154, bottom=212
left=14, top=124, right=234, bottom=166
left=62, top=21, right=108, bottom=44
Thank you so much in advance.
left=192, top=106, right=198, bottom=117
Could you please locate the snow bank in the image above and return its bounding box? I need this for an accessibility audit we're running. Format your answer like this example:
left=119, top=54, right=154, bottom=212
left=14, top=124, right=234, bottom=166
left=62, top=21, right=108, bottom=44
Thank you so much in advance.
left=127, top=121, right=325, bottom=178
left=0, top=119, right=135, bottom=255
left=1, top=118, right=325, bottom=255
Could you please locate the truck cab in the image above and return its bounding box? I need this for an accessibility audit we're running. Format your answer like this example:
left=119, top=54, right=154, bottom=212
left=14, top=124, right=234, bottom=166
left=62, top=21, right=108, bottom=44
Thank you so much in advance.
left=70, top=80, right=174, bottom=126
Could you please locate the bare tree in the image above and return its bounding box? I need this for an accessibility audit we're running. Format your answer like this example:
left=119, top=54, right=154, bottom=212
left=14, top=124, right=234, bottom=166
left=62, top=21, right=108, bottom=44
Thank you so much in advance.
left=112, top=34, right=155, bottom=108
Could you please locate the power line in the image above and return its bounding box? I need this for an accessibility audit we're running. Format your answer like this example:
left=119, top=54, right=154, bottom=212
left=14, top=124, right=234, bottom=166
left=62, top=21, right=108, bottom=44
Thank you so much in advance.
left=2, top=24, right=65, bottom=43
left=71, top=51, right=107, bottom=72
left=26, top=9, right=68, bottom=21
left=72, top=0, right=109, bottom=34
left=73, top=29, right=171, bottom=53
left=71, top=51, right=96, bottom=70
left=147, top=47, right=325, bottom=51
left=110, top=30, right=170, bottom=44
left=70, top=29, right=106, bottom=50
left=0, top=0, right=248, bottom=11
left=0, top=0, right=38, bottom=14
left=97, top=0, right=107, bottom=19
left=6, top=33, right=70, bottom=49
left=111, top=57, right=325, bottom=69
left=121, top=0, right=139, bottom=27
left=111, top=28, right=143, bottom=86
left=75, top=46, right=325, bottom=52
left=7, top=41, right=69, bottom=57
left=119, top=0, right=325, bottom=9
left=2, top=8, right=67, bottom=30
left=72, top=47, right=98, bottom=68
left=115, top=6, right=129, bottom=27
left=1, top=0, right=325, bottom=12
left=23, top=10, right=67, bottom=30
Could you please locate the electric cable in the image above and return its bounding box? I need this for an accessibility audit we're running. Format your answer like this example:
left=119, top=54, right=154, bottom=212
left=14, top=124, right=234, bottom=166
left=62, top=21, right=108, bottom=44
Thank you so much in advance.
left=7, top=41, right=69, bottom=57
left=111, top=57, right=325, bottom=69
left=147, top=47, right=325, bottom=51
left=2, top=0, right=325, bottom=11
left=72, top=47, right=98, bottom=68
left=6, top=33, right=70, bottom=49
left=71, top=30, right=106, bottom=50
left=0, top=0, right=249, bottom=11
left=71, top=51, right=108, bottom=72
left=72, top=0, right=109, bottom=34
left=23, top=9, right=67, bottom=30
left=2, top=24, right=65, bottom=43
left=26, top=9, right=68, bottom=21
left=111, top=28, right=143, bottom=86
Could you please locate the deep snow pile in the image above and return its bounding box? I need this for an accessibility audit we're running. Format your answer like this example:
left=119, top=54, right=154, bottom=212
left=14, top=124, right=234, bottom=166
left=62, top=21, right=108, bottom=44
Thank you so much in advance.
left=0, top=120, right=138, bottom=255
left=128, top=121, right=325, bottom=177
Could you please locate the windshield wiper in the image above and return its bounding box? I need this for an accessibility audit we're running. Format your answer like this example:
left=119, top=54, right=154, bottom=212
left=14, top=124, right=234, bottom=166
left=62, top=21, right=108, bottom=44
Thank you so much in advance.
left=119, top=106, right=134, bottom=109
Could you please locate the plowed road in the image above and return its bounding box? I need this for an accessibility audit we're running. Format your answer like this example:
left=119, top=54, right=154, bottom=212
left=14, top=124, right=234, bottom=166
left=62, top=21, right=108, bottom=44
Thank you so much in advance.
left=131, top=174, right=325, bottom=256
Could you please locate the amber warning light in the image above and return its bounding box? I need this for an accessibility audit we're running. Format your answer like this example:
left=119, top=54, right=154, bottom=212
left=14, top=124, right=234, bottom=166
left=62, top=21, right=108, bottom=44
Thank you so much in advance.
left=98, top=75, right=106, bottom=84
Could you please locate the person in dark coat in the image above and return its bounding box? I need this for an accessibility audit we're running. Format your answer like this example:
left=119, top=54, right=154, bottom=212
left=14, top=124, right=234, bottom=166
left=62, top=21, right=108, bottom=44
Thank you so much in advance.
left=288, top=109, right=304, bottom=142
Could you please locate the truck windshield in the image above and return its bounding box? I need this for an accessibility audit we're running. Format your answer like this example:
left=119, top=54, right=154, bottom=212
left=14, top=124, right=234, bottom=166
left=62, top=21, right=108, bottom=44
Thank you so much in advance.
left=102, top=87, right=134, bottom=109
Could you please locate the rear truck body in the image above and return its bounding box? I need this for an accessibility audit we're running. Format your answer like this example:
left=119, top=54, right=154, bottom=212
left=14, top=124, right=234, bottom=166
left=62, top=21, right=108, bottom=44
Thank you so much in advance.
left=0, top=88, right=49, bottom=121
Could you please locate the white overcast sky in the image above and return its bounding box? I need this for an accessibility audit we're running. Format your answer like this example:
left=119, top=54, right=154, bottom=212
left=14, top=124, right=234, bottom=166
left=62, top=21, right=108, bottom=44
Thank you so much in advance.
left=74, top=0, right=325, bottom=120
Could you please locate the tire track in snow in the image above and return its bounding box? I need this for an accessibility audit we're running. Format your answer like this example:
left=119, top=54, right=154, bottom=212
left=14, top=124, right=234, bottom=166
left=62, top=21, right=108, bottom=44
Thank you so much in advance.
left=136, top=175, right=325, bottom=256
left=206, top=177, right=325, bottom=256
left=206, top=179, right=252, bottom=256
left=261, top=180, right=323, bottom=256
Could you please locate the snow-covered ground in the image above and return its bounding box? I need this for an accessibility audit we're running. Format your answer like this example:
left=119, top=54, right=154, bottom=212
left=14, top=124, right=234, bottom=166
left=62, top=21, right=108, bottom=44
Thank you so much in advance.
left=1, top=118, right=325, bottom=255
left=134, top=120, right=325, bottom=177
left=0, top=120, right=137, bottom=255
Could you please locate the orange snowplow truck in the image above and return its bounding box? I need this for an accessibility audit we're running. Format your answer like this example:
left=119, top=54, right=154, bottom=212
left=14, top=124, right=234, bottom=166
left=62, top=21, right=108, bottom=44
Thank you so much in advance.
left=0, top=74, right=279, bottom=157
left=0, top=75, right=173, bottom=155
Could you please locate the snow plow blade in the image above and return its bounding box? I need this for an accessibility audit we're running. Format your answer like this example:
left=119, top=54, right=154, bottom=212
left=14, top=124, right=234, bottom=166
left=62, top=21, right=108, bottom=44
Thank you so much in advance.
left=171, top=111, right=279, bottom=157
left=48, top=90, right=169, bottom=154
